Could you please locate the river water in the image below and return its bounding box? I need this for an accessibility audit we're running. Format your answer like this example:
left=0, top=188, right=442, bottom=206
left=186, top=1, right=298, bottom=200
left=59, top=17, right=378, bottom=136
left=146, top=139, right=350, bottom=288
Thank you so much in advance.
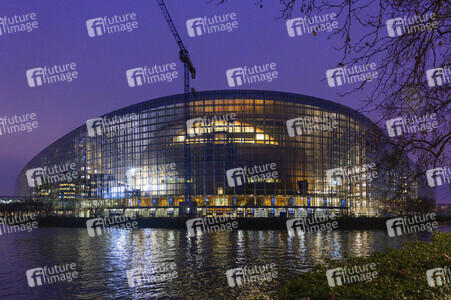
left=0, top=226, right=449, bottom=299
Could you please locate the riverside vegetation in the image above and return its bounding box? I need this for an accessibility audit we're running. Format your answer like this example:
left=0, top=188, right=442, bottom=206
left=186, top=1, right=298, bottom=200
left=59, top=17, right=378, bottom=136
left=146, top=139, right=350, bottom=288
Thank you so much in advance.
left=279, top=231, right=450, bottom=300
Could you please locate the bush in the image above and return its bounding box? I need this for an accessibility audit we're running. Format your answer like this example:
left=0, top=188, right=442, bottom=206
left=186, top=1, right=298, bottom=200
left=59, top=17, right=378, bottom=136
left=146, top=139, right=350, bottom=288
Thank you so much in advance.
left=279, top=232, right=451, bottom=300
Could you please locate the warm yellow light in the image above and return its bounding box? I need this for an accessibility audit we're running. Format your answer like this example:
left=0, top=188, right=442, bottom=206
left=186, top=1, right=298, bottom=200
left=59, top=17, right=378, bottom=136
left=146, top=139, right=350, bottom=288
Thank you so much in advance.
left=178, top=121, right=279, bottom=145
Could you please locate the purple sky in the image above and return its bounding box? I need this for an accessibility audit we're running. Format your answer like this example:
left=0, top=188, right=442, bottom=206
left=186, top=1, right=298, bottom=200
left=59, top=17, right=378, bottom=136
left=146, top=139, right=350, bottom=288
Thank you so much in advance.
left=0, top=0, right=448, bottom=203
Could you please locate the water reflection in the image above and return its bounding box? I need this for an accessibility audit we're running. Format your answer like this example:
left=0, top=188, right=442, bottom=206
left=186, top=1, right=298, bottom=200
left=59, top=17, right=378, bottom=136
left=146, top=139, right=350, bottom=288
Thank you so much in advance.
left=0, top=226, right=448, bottom=299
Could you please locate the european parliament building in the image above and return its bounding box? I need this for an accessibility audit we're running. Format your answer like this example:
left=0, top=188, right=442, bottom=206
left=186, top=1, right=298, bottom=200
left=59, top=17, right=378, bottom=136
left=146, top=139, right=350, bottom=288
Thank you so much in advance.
left=15, top=90, right=427, bottom=218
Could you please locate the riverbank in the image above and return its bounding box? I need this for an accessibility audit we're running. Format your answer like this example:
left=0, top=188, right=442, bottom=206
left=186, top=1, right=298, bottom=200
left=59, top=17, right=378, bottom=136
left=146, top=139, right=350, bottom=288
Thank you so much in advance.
left=33, top=215, right=451, bottom=230
left=278, top=231, right=451, bottom=299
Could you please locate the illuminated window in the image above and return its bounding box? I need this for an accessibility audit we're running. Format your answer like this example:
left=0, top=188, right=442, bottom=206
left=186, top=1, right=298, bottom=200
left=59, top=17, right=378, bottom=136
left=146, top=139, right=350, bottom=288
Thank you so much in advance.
left=175, top=121, right=279, bottom=145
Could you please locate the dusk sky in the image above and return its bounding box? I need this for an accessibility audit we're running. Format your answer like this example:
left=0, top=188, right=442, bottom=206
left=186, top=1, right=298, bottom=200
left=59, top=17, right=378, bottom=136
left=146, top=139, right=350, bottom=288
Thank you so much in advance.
left=0, top=0, right=448, bottom=203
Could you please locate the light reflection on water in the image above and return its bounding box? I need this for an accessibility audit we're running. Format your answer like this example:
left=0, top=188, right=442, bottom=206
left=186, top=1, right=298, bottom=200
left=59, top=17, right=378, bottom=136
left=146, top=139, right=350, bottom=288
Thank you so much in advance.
left=0, top=226, right=448, bottom=299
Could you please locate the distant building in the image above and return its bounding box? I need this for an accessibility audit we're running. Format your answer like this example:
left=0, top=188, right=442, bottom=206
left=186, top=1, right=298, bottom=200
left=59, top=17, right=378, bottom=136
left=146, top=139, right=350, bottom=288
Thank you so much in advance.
left=437, top=203, right=451, bottom=215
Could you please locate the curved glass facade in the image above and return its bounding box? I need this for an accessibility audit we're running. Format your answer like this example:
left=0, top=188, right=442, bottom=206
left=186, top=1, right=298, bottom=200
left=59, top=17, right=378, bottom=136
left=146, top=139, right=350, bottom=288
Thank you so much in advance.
left=16, top=90, right=403, bottom=217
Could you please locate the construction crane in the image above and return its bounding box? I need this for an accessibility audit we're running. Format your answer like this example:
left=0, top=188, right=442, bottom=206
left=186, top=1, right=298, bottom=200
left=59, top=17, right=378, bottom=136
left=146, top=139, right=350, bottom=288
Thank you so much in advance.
left=157, top=0, right=195, bottom=202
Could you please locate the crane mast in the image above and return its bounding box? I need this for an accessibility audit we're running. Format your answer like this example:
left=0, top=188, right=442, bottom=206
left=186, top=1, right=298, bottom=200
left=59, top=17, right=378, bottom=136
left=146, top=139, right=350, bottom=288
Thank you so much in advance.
left=157, top=0, right=195, bottom=202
